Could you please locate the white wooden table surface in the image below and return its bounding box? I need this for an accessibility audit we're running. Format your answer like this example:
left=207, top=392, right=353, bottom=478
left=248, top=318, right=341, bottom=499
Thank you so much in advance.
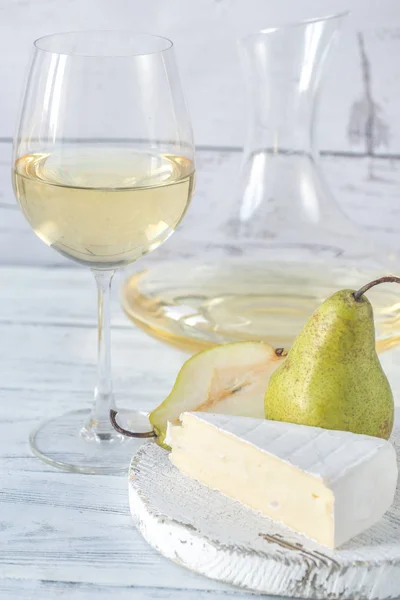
left=2, top=140, right=400, bottom=599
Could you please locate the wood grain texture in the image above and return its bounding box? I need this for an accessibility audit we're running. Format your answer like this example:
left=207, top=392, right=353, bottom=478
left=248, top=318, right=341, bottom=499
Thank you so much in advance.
left=0, top=265, right=266, bottom=598
left=0, top=579, right=257, bottom=600
left=130, top=427, right=400, bottom=599
left=1, top=0, right=400, bottom=152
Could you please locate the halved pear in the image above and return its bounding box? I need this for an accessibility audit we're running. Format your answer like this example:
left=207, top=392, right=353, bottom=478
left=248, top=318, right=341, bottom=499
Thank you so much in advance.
left=149, top=341, right=286, bottom=448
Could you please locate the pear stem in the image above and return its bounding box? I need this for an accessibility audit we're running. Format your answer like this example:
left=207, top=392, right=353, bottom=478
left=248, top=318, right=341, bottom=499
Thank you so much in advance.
left=109, top=409, right=156, bottom=438
left=275, top=347, right=287, bottom=357
left=354, top=276, right=400, bottom=302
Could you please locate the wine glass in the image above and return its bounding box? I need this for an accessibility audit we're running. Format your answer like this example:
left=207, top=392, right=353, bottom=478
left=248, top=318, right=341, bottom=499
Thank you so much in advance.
left=12, top=31, right=195, bottom=474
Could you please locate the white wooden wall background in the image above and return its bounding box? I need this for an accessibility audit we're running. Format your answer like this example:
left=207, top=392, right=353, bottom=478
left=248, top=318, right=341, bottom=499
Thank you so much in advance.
left=2, top=1, right=400, bottom=599
left=1, top=0, right=400, bottom=267
left=1, top=0, right=400, bottom=152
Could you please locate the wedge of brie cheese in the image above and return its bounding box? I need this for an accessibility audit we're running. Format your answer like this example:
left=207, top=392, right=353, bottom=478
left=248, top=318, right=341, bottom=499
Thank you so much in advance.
left=166, top=412, right=398, bottom=548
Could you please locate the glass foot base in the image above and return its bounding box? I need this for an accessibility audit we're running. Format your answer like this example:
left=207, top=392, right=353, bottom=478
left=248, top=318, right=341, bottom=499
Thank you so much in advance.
left=29, top=408, right=151, bottom=474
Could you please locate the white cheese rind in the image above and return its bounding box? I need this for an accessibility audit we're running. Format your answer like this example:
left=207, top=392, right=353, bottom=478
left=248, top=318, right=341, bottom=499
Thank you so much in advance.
left=181, top=413, right=395, bottom=483
left=167, top=412, right=398, bottom=548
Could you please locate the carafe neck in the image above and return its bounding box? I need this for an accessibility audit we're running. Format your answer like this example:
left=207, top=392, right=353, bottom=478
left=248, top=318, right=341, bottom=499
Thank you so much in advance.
left=239, top=17, right=345, bottom=156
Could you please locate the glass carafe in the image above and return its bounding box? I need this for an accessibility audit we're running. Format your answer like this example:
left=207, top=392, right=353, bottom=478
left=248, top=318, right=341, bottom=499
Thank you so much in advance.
left=122, top=14, right=400, bottom=354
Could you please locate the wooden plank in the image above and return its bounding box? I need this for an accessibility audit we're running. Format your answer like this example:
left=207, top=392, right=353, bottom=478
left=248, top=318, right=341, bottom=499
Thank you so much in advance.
left=0, top=467, right=245, bottom=593
left=0, top=319, right=186, bottom=396
left=1, top=1, right=400, bottom=151
left=0, top=264, right=233, bottom=593
left=0, top=579, right=259, bottom=599
left=0, top=265, right=130, bottom=327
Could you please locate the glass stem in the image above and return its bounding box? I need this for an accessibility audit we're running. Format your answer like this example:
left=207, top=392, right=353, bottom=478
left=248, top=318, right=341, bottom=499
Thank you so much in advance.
left=82, top=269, right=119, bottom=442
left=94, top=268, right=115, bottom=416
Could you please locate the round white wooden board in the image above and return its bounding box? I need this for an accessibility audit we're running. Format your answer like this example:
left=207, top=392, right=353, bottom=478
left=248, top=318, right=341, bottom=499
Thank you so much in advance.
left=129, top=417, right=400, bottom=600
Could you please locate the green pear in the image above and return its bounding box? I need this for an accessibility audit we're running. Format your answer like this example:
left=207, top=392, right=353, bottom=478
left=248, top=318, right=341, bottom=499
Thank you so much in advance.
left=264, top=276, right=399, bottom=439
left=111, top=341, right=286, bottom=448
left=150, top=341, right=286, bottom=447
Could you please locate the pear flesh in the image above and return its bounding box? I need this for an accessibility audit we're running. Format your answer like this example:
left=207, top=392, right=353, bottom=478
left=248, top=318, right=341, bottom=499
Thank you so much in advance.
left=264, top=287, right=394, bottom=439
left=150, top=342, right=286, bottom=448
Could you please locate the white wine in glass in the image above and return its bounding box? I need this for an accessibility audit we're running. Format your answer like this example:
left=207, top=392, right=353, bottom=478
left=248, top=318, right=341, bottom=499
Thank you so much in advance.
left=14, top=148, right=194, bottom=267
left=12, top=32, right=195, bottom=473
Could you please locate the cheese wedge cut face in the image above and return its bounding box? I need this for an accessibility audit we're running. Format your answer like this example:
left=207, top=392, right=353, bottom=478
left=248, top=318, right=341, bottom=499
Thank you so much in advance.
left=166, top=413, right=398, bottom=548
